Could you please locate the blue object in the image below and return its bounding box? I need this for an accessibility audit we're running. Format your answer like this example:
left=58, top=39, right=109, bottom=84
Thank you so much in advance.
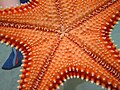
left=2, top=48, right=23, bottom=70
left=20, top=0, right=29, bottom=3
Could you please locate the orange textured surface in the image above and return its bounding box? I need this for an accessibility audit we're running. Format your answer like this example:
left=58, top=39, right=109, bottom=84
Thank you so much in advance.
left=0, top=0, right=120, bottom=90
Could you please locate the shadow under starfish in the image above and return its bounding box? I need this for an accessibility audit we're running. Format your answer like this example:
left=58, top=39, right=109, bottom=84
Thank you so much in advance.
left=0, top=0, right=120, bottom=90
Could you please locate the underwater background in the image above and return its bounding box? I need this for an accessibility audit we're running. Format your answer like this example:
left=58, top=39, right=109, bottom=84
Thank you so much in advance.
left=0, top=0, right=120, bottom=90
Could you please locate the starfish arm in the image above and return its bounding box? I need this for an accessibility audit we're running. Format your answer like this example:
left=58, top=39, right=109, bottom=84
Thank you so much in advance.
left=65, top=0, right=120, bottom=32
left=68, top=0, right=120, bottom=68
left=18, top=34, right=60, bottom=90
left=34, top=37, right=119, bottom=90
left=0, top=26, right=57, bottom=48
left=0, top=26, right=60, bottom=89
left=54, top=0, right=112, bottom=28
left=0, top=27, right=33, bottom=49
left=0, top=0, right=60, bottom=31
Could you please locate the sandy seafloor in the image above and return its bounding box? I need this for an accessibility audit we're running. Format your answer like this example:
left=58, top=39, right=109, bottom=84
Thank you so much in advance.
left=0, top=21, right=120, bottom=90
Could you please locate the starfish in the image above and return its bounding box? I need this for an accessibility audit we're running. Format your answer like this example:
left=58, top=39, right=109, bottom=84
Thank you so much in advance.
left=0, top=0, right=120, bottom=90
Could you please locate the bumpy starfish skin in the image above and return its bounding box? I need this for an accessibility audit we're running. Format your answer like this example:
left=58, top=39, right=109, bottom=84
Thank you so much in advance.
left=0, top=0, right=120, bottom=90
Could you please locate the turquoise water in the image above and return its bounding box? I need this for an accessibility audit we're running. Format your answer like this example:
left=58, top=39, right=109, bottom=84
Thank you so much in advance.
left=0, top=21, right=120, bottom=90
left=0, top=44, right=21, bottom=90
left=111, top=21, right=120, bottom=49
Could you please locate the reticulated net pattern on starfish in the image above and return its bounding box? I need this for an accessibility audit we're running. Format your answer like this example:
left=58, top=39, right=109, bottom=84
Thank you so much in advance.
left=0, top=0, right=120, bottom=90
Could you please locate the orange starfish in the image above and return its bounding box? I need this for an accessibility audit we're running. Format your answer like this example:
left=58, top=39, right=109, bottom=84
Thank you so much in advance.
left=0, top=0, right=120, bottom=90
